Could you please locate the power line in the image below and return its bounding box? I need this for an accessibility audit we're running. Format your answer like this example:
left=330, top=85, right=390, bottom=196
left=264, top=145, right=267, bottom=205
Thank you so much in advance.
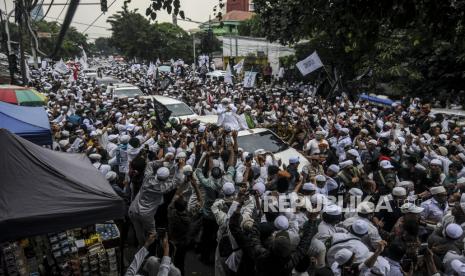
left=44, top=15, right=109, bottom=29
left=82, top=0, right=117, bottom=33
left=54, top=0, right=69, bottom=20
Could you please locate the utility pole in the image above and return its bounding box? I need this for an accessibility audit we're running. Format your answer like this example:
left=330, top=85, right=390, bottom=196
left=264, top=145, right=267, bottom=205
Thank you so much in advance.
left=17, top=0, right=27, bottom=84
left=192, top=32, right=196, bottom=71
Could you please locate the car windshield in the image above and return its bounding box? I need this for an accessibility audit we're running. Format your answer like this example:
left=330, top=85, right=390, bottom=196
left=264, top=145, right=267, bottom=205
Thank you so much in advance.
left=236, top=130, right=289, bottom=154
left=113, top=88, right=143, bottom=98
left=166, top=103, right=195, bottom=117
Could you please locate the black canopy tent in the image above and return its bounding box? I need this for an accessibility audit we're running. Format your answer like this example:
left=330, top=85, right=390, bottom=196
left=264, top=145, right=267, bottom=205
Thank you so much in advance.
left=0, top=129, right=125, bottom=242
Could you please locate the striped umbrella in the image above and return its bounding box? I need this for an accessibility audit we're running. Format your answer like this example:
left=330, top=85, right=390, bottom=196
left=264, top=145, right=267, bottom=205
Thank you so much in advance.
left=0, top=85, right=47, bottom=106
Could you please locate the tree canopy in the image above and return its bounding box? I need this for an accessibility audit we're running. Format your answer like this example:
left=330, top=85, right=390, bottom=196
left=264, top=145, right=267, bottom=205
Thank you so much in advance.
left=107, top=5, right=193, bottom=62
left=253, top=0, right=465, bottom=96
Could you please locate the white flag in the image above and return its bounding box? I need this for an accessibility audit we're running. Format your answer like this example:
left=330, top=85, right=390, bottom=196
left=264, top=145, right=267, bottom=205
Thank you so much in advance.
left=81, top=46, right=88, bottom=63
left=224, top=63, right=233, bottom=85
left=233, top=59, right=244, bottom=74
left=79, top=57, right=88, bottom=70
left=243, top=71, right=257, bottom=88
left=296, top=51, right=323, bottom=76
left=147, top=62, right=156, bottom=76
left=54, top=59, right=69, bottom=74
left=41, top=60, right=47, bottom=69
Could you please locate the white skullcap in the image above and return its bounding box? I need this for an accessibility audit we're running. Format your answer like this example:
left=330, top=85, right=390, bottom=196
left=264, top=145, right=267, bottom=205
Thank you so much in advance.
left=119, top=135, right=130, bottom=144
left=89, top=153, right=102, bottom=160
left=315, top=175, right=326, bottom=182
left=315, top=130, right=325, bottom=136
left=352, top=219, right=369, bottom=235
left=340, top=128, right=350, bottom=134
left=167, top=147, right=176, bottom=153
left=156, top=167, right=170, bottom=179
left=176, top=151, right=187, bottom=159
left=438, top=146, right=448, bottom=156
left=459, top=153, right=465, bottom=163
left=222, top=182, right=235, bottom=196
left=328, top=164, right=340, bottom=173
left=59, top=139, right=69, bottom=148
left=323, top=204, right=342, bottom=215
left=358, top=201, right=375, bottom=214
left=380, top=160, right=394, bottom=169
left=310, top=193, right=328, bottom=206
left=302, top=182, right=316, bottom=191
left=400, top=203, right=424, bottom=214
left=274, top=215, right=289, bottom=230
left=397, top=181, right=414, bottom=189
left=253, top=182, right=266, bottom=195
left=414, top=163, right=427, bottom=171
left=368, top=139, right=378, bottom=145
left=392, top=187, right=407, bottom=197
left=105, top=171, right=117, bottom=181
left=289, top=156, right=300, bottom=164
left=255, top=149, right=266, bottom=156
left=430, top=159, right=442, bottom=166
left=182, top=165, right=193, bottom=174
left=347, top=149, right=359, bottom=157
left=339, top=160, right=353, bottom=169
left=61, top=130, right=70, bottom=137
left=108, top=134, right=118, bottom=141
left=334, top=248, right=353, bottom=265
left=446, top=223, right=463, bottom=239
left=198, top=125, right=206, bottom=133
left=348, top=188, right=363, bottom=196
left=430, top=186, right=446, bottom=195
left=451, top=260, right=465, bottom=275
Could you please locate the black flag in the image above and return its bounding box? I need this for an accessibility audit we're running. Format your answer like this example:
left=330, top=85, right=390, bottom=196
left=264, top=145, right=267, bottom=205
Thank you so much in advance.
left=152, top=98, right=172, bottom=128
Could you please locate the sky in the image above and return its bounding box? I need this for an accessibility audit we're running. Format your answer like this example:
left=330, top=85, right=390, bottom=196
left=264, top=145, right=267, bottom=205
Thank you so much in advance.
left=4, top=0, right=219, bottom=39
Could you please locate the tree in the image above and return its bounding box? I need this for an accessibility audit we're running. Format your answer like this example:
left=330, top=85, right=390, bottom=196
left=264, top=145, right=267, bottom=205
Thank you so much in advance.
left=92, top=37, right=117, bottom=56
left=107, top=5, right=193, bottom=62
left=237, top=15, right=265, bottom=37
left=198, top=30, right=221, bottom=55
left=252, top=0, right=465, bottom=97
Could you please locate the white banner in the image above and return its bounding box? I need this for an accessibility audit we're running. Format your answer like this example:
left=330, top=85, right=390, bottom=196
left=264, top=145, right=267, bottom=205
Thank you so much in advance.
left=233, top=59, right=244, bottom=74
left=41, top=60, right=47, bottom=69
left=54, top=59, right=69, bottom=74
left=243, top=71, right=257, bottom=88
left=296, top=51, right=323, bottom=76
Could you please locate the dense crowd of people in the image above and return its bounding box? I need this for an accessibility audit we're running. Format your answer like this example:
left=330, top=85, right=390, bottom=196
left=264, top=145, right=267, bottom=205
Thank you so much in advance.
left=28, top=59, right=465, bottom=276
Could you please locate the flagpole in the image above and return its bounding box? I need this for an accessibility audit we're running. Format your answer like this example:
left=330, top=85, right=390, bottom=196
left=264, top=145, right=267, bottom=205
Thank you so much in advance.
left=322, top=65, right=335, bottom=86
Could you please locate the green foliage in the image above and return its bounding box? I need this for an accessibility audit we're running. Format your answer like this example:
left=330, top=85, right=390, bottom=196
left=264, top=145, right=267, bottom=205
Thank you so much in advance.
left=90, top=37, right=117, bottom=56
left=253, top=0, right=465, bottom=96
left=198, top=30, right=222, bottom=55
left=5, top=20, right=88, bottom=58
left=107, top=6, right=193, bottom=62
left=237, top=15, right=265, bottom=37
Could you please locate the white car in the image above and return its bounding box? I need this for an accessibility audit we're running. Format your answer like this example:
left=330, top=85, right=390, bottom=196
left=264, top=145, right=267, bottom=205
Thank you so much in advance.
left=206, top=70, right=226, bottom=81
left=82, top=68, right=98, bottom=79
left=236, top=128, right=309, bottom=171
left=143, top=95, right=198, bottom=121
left=112, top=83, right=145, bottom=99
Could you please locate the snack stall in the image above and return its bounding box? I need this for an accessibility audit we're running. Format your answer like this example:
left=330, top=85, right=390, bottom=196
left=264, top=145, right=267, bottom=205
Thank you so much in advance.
left=0, top=129, right=126, bottom=276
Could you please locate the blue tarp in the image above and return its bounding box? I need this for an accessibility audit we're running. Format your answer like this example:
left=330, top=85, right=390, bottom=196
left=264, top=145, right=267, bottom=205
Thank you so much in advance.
left=0, top=101, right=52, bottom=146
left=359, top=94, right=394, bottom=106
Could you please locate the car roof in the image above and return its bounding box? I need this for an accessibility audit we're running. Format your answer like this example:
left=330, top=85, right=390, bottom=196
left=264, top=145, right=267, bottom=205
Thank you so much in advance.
left=237, top=128, right=268, bottom=137
left=114, top=83, right=138, bottom=88
left=152, top=95, right=184, bottom=105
